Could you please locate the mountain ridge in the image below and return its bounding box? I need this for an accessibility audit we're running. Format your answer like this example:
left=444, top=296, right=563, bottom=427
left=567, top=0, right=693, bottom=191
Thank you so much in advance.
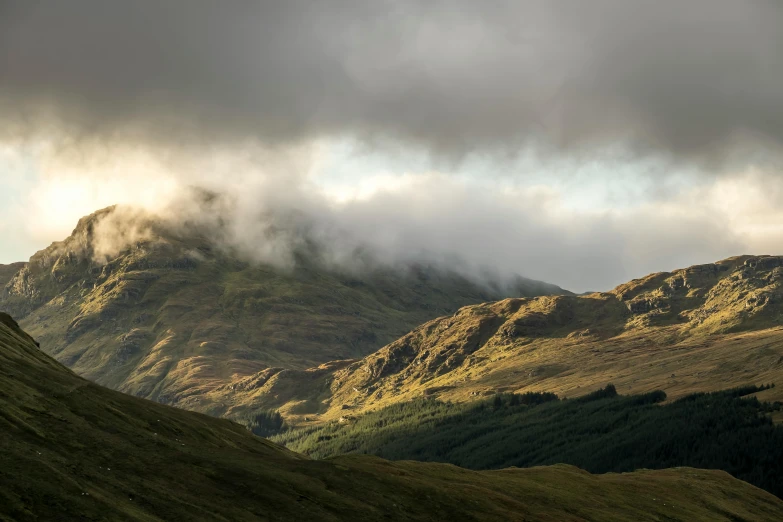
left=199, top=255, right=783, bottom=424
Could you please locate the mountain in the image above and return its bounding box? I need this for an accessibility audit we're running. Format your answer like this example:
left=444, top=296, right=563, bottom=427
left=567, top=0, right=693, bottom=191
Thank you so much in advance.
left=0, top=206, right=567, bottom=411
left=1, top=312, right=782, bottom=521
left=200, top=255, right=783, bottom=423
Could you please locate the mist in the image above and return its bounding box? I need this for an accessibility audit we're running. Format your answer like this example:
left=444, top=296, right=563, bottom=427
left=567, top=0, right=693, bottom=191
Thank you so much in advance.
left=10, top=148, right=769, bottom=293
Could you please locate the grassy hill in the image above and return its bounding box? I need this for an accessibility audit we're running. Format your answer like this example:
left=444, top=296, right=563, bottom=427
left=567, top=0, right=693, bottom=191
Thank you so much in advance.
left=274, top=385, right=783, bottom=498
left=0, top=206, right=565, bottom=411
left=1, top=312, right=782, bottom=521
left=200, top=255, right=783, bottom=424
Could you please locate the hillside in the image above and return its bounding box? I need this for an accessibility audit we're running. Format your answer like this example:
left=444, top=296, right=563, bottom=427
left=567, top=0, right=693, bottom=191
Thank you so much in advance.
left=0, top=206, right=566, bottom=410
left=0, top=262, right=25, bottom=287
left=199, top=255, right=783, bottom=423
left=275, top=385, right=783, bottom=498
left=1, top=312, right=782, bottom=521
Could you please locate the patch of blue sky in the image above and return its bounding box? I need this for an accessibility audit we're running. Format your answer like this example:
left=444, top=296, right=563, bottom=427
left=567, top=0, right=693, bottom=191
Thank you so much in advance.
left=311, top=136, right=704, bottom=211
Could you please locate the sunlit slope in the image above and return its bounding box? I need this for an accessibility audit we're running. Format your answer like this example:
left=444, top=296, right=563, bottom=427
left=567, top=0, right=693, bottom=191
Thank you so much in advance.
left=203, top=256, right=783, bottom=423
left=1, top=313, right=782, bottom=521
left=0, top=206, right=566, bottom=411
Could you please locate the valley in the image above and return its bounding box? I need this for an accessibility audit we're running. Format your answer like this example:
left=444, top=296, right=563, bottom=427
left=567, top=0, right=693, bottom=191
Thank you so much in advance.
left=3, top=312, right=778, bottom=521
left=275, top=385, right=783, bottom=498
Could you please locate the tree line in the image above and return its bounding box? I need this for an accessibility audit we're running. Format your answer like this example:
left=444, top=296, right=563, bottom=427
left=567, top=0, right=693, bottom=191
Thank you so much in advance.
left=271, top=384, right=783, bottom=498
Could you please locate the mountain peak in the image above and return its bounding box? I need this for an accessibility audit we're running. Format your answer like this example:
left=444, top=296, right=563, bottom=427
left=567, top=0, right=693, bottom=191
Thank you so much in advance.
left=0, top=207, right=567, bottom=413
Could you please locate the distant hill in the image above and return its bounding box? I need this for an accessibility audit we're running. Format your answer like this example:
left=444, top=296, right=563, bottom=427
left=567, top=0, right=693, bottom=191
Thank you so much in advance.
left=1, top=312, right=781, bottom=521
left=0, top=206, right=567, bottom=410
left=203, top=255, right=783, bottom=424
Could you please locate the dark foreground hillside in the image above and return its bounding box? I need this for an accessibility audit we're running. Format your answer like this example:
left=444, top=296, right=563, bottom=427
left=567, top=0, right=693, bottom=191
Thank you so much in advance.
left=276, top=385, right=783, bottom=498
left=2, top=313, right=783, bottom=521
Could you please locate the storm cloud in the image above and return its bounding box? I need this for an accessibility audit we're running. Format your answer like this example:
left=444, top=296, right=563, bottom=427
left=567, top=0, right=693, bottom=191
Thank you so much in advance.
left=2, top=2, right=783, bottom=292
left=1, top=0, right=781, bottom=161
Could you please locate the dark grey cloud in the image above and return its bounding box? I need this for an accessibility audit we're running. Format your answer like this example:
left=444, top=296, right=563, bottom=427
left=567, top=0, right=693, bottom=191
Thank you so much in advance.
left=0, top=0, right=781, bottom=161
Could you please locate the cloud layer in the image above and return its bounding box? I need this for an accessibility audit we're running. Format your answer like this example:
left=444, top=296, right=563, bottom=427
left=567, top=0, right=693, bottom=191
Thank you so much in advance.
left=10, top=152, right=780, bottom=293
left=1, top=2, right=782, bottom=292
left=1, top=1, right=781, bottom=161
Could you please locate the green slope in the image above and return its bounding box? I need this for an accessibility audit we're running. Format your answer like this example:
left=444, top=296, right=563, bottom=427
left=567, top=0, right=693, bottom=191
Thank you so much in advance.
left=1, top=313, right=783, bottom=521
left=0, top=206, right=566, bottom=412
left=275, top=385, right=783, bottom=498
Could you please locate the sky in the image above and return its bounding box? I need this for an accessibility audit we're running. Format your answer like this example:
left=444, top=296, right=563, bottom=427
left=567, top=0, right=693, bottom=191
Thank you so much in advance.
left=0, top=1, right=782, bottom=292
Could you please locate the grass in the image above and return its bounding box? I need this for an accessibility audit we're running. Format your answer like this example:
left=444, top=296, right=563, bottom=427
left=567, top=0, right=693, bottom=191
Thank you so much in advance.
left=1, top=312, right=782, bottom=521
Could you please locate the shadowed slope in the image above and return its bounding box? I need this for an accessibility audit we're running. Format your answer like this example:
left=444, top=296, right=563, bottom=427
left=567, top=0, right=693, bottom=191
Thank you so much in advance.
left=1, top=313, right=782, bottom=521
left=275, top=385, right=783, bottom=498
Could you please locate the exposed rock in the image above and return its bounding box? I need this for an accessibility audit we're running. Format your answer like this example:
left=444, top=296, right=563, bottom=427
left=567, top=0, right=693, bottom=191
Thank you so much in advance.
left=628, top=298, right=659, bottom=314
